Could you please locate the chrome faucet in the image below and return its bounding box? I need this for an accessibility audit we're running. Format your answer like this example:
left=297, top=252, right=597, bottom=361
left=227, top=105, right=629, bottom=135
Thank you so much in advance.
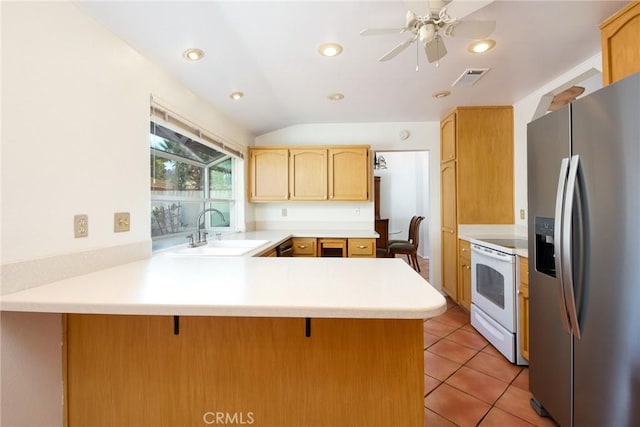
left=188, top=208, right=226, bottom=248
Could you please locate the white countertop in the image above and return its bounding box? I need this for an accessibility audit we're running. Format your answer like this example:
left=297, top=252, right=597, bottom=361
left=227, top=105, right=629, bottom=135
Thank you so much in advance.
left=0, top=246, right=446, bottom=320
left=458, top=225, right=528, bottom=258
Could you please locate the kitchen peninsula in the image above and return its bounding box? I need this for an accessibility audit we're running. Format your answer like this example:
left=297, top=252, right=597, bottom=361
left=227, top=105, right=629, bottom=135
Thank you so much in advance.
left=1, top=244, right=446, bottom=426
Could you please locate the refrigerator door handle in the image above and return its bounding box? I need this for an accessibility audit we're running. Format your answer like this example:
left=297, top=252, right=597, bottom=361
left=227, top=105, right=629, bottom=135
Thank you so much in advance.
left=554, top=157, right=572, bottom=334
left=562, top=154, right=582, bottom=340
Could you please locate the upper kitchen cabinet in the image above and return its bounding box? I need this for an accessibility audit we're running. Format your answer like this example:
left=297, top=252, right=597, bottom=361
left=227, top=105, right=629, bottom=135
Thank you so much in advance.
left=600, top=1, right=640, bottom=86
left=328, top=147, right=370, bottom=201
left=248, top=145, right=370, bottom=202
left=289, top=148, right=328, bottom=201
left=440, top=112, right=456, bottom=162
left=249, top=148, right=289, bottom=201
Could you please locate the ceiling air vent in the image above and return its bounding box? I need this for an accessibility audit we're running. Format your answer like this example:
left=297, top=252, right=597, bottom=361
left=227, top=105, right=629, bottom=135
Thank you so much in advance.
left=451, top=68, right=491, bottom=87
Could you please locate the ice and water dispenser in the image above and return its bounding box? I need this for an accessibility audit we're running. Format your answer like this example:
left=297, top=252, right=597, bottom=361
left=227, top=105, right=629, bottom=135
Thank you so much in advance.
left=535, top=217, right=556, bottom=277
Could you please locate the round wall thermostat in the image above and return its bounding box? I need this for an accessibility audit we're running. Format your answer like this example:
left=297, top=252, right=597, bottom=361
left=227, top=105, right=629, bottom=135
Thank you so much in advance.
left=399, top=130, right=410, bottom=140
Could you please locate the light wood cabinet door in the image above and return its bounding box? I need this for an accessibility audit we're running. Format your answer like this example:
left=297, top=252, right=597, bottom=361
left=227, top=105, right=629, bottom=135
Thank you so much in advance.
left=249, top=148, right=289, bottom=201
left=348, top=238, right=376, bottom=258
left=441, top=162, right=457, bottom=231
left=328, top=148, right=370, bottom=201
left=441, top=230, right=458, bottom=300
left=289, top=148, right=328, bottom=201
left=519, top=257, right=530, bottom=361
left=440, top=111, right=456, bottom=163
left=601, top=2, right=640, bottom=85
left=457, top=240, right=471, bottom=311
left=456, top=107, right=514, bottom=224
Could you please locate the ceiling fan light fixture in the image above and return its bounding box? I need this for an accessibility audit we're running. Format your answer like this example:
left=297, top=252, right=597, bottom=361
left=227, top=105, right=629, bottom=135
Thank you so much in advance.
left=419, top=23, right=436, bottom=47
left=468, top=39, right=496, bottom=54
left=318, top=43, right=343, bottom=57
left=229, top=91, right=244, bottom=100
left=327, top=93, right=344, bottom=101
left=183, top=48, right=204, bottom=61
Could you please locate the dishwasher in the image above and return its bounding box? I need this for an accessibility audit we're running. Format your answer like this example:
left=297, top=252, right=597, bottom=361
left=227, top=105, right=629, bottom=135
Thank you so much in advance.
left=276, top=239, right=293, bottom=257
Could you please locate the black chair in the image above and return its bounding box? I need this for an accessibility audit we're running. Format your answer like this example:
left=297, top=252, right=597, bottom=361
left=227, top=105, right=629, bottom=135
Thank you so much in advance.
left=388, top=216, right=425, bottom=271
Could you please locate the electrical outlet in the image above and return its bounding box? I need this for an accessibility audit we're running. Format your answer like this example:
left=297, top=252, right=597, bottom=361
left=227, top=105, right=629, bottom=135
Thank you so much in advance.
left=355, top=208, right=360, bottom=216
left=114, top=212, right=130, bottom=233
left=281, top=208, right=287, bottom=217
left=74, top=214, right=88, bottom=238
left=520, top=209, right=526, bottom=220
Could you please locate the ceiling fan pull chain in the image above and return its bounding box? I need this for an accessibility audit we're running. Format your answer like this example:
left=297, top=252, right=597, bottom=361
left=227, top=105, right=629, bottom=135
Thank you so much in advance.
left=416, top=42, right=419, bottom=71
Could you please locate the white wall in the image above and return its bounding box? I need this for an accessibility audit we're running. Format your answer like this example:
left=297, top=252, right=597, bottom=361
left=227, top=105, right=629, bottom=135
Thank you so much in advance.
left=255, top=122, right=441, bottom=285
left=1, top=1, right=253, bottom=265
left=512, top=53, right=603, bottom=229
left=1, top=2, right=254, bottom=425
left=375, top=151, right=430, bottom=258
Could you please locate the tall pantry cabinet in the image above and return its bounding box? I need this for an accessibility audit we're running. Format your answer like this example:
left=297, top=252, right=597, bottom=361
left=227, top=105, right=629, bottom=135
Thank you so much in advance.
left=440, top=106, right=514, bottom=303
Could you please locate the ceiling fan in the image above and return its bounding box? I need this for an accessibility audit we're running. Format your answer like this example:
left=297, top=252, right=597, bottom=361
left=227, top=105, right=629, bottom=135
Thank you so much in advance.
left=360, top=0, right=496, bottom=66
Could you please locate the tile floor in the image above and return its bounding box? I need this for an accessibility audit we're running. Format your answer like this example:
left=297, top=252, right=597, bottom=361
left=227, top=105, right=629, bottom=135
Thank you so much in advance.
left=410, top=256, right=559, bottom=427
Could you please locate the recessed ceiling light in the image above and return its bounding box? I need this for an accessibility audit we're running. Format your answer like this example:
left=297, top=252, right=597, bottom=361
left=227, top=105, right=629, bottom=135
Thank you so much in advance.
left=183, top=48, right=205, bottom=61
left=468, top=39, right=496, bottom=54
left=327, top=93, right=344, bottom=101
left=318, top=43, right=343, bottom=57
left=229, top=91, right=244, bottom=100
left=432, top=90, right=451, bottom=99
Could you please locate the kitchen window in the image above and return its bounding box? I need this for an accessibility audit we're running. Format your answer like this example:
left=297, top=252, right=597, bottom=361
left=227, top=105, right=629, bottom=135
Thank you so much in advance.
left=150, top=121, right=241, bottom=251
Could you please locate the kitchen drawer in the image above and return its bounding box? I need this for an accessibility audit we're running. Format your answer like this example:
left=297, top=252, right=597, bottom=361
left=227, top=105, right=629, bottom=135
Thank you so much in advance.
left=292, top=238, right=317, bottom=257
left=348, top=238, right=376, bottom=258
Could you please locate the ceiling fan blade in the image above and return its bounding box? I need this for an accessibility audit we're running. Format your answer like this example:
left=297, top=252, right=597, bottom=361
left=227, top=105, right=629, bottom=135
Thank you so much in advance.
left=443, top=0, right=494, bottom=19
left=447, top=20, right=495, bottom=38
left=424, top=36, right=448, bottom=63
left=360, top=27, right=407, bottom=36
left=379, top=36, right=416, bottom=62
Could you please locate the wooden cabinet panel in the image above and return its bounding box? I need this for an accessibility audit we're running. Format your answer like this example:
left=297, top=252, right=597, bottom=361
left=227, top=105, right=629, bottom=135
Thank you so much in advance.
left=440, top=106, right=513, bottom=307
left=249, top=149, right=289, bottom=201
left=441, top=230, right=458, bottom=300
left=289, top=148, right=328, bottom=200
left=328, top=148, right=369, bottom=201
left=348, top=238, right=376, bottom=258
left=441, top=162, right=457, bottom=231
left=318, top=238, right=347, bottom=257
left=457, top=240, right=471, bottom=311
left=292, top=237, right=317, bottom=257
left=456, top=107, right=514, bottom=224
left=66, top=315, right=424, bottom=427
left=601, top=2, right=640, bottom=85
left=249, top=146, right=370, bottom=202
left=440, top=112, right=456, bottom=163
left=519, top=257, right=529, bottom=361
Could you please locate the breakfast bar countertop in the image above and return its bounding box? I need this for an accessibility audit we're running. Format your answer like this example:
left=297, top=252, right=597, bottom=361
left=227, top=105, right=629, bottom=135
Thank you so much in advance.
left=0, top=252, right=446, bottom=320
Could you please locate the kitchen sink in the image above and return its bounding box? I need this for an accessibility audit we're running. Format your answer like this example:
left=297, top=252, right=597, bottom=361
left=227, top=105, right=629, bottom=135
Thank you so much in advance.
left=170, top=239, right=270, bottom=257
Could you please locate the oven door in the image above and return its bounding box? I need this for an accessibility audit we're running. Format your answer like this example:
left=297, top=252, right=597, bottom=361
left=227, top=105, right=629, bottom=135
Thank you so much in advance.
left=471, top=244, right=516, bottom=332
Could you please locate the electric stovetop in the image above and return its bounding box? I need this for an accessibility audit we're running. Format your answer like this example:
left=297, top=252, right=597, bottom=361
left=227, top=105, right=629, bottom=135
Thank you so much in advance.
left=470, top=238, right=528, bottom=254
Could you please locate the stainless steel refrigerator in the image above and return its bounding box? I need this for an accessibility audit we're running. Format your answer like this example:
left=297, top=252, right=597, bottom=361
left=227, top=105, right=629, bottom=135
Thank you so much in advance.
left=527, top=72, right=640, bottom=427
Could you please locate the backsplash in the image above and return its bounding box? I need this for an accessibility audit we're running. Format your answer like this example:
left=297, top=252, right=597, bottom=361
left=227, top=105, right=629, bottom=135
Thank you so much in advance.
left=253, top=202, right=374, bottom=231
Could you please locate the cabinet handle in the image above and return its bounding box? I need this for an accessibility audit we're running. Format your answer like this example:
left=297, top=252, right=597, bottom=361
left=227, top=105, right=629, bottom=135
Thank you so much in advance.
left=462, top=264, right=470, bottom=270
left=357, top=245, right=367, bottom=249
left=461, top=248, right=468, bottom=252
left=450, top=230, right=454, bottom=234
left=298, top=245, right=307, bottom=249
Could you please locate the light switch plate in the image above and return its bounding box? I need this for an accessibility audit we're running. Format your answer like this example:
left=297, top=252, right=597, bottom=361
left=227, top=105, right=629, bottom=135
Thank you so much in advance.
left=74, top=214, right=88, bottom=238
left=520, top=209, right=526, bottom=220
left=114, top=212, right=130, bottom=233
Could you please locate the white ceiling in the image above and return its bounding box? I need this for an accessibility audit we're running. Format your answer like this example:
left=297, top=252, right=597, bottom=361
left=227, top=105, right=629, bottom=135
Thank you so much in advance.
left=75, top=0, right=629, bottom=136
